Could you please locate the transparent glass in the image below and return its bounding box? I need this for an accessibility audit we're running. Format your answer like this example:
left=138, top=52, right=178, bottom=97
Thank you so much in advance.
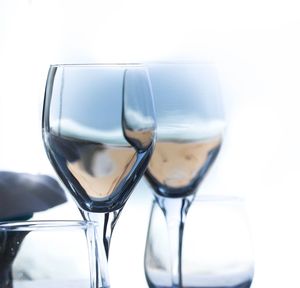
left=0, top=220, right=93, bottom=288
left=144, top=196, right=254, bottom=288
left=42, top=64, right=156, bottom=287
left=145, top=62, right=225, bottom=287
left=146, top=62, right=224, bottom=197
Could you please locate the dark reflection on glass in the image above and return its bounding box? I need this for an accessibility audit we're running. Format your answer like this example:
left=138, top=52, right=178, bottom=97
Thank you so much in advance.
left=0, top=230, right=28, bottom=288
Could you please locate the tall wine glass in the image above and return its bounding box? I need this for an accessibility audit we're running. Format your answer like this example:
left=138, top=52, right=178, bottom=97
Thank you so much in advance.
left=42, top=64, right=156, bottom=288
left=145, top=63, right=225, bottom=288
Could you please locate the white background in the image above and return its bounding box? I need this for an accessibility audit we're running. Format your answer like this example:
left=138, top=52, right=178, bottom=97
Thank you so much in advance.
left=1, top=1, right=300, bottom=287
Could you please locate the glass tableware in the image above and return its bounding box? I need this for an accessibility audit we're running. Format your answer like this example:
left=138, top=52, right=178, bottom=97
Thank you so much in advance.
left=144, top=196, right=254, bottom=288
left=0, top=220, right=93, bottom=288
left=145, top=62, right=225, bottom=287
left=42, top=64, right=156, bottom=287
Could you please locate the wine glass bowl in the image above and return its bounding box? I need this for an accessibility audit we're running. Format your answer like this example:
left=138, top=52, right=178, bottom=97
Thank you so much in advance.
left=42, top=64, right=155, bottom=213
left=145, top=63, right=224, bottom=198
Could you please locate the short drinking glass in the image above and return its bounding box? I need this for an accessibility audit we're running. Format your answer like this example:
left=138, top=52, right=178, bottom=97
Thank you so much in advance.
left=0, top=220, right=93, bottom=288
left=144, top=196, right=254, bottom=288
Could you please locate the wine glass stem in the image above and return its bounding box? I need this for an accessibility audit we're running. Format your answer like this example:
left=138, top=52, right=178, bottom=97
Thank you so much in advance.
left=157, top=196, right=193, bottom=288
left=83, top=210, right=121, bottom=288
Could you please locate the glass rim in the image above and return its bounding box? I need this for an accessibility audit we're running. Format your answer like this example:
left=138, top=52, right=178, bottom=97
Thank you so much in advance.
left=50, top=63, right=144, bottom=68
left=0, top=220, right=93, bottom=231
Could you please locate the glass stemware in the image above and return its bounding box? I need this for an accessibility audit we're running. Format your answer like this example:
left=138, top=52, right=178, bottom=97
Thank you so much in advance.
left=145, top=63, right=225, bottom=287
left=42, top=64, right=156, bottom=288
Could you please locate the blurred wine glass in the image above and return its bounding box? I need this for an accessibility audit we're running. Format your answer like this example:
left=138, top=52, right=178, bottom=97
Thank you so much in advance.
left=145, top=63, right=225, bottom=287
left=42, top=64, right=156, bottom=288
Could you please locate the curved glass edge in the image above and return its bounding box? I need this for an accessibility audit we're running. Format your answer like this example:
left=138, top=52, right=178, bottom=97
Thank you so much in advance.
left=0, top=220, right=95, bottom=231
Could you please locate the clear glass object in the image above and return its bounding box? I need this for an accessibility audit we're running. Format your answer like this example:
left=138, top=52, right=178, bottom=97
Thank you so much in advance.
left=144, top=196, right=254, bottom=288
left=0, top=220, right=93, bottom=288
left=42, top=64, right=156, bottom=287
left=145, top=63, right=225, bottom=287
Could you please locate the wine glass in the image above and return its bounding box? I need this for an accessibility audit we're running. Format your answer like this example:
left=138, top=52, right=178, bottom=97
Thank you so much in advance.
left=42, top=64, right=156, bottom=288
left=144, top=196, right=254, bottom=288
left=145, top=62, right=225, bottom=287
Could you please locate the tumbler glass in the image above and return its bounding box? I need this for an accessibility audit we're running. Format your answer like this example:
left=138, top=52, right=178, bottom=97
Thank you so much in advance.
left=144, top=195, right=254, bottom=288
left=0, top=220, right=93, bottom=288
